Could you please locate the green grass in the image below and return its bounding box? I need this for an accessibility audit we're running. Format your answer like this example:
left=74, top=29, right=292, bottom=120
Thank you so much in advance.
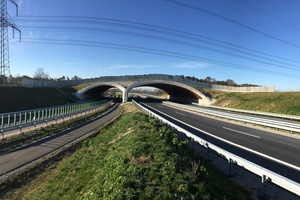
left=2, top=104, right=250, bottom=200
left=211, top=91, right=300, bottom=115
left=0, top=86, right=76, bottom=113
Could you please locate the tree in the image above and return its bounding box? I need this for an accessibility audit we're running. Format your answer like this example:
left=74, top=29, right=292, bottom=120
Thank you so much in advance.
left=204, top=76, right=211, bottom=83
left=71, top=75, right=81, bottom=80
left=33, top=67, right=49, bottom=80
left=57, top=75, right=66, bottom=80
left=226, top=79, right=236, bottom=86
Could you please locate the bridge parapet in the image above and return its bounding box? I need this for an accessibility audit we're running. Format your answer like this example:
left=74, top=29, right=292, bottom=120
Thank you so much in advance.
left=22, top=74, right=275, bottom=92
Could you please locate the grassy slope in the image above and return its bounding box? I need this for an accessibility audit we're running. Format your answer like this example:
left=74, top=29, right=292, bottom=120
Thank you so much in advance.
left=0, top=86, right=76, bottom=113
left=210, top=90, right=300, bottom=115
left=3, top=104, right=250, bottom=200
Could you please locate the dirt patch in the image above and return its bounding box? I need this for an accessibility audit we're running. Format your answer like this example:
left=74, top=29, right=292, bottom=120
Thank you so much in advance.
left=121, top=102, right=139, bottom=114
left=109, top=128, right=134, bottom=144
left=215, top=98, right=236, bottom=107
left=130, top=155, right=151, bottom=166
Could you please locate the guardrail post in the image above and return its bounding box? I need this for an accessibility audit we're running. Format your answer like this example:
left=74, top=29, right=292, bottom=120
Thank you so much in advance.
left=1, top=130, right=4, bottom=139
left=206, top=143, right=210, bottom=160
left=190, top=137, right=194, bottom=150
left=260, top=175, right=266, bottom=199
left=19, top=126, right=22, bottom=134
left=228, top=159, right=233, bottom=177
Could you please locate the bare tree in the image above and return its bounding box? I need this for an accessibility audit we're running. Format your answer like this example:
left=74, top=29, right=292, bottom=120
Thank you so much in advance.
left=33, top=67, right=49, bottom=80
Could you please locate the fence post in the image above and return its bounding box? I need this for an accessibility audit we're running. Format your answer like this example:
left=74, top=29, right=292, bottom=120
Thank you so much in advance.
left=14, top=113, right=17, bottom=125
left=1, top=115, right=3, bottom=128
left=8, top=114, right=10, bottom=127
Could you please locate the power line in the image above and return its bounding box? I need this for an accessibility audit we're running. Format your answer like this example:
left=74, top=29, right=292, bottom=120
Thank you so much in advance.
left=15, top=16, right=300, bottom=71
left=15, top=15, right=300, bottom=65
left=21, top=37, right=300, bottom=78
left=164, top=0, right=300, bottom=49
left=235, top=0, right=300, bottom=32
left=19, top=24, right=300, bottom=72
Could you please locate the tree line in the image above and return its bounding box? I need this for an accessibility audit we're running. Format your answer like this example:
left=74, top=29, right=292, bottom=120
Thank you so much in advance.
left=2, top=68, right=81, bottom=86
left=2, top=68, right=257, bottom=87
left=176, top=75, right=258, bottom=87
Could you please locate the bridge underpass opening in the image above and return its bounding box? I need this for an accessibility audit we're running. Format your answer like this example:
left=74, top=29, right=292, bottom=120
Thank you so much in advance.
left=129, top=86, right=167, bottom=101
left=77, top=83, right=126, bottom=102
left=127, top=80, right=209, bottom=104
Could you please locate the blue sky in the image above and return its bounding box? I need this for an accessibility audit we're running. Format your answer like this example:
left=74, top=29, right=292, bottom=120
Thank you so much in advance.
left=7, top=0, right=300, bottom=91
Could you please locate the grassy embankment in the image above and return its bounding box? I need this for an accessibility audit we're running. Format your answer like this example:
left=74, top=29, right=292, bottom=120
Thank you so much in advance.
left=1, top=103, right=251, bottom=200
left=205, top=89, right=300, bottom=116
left=0, top=86, right=76, bottom=113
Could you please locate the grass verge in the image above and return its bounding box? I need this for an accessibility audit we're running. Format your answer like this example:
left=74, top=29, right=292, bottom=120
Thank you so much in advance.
left=201, top=89, right=300, bottom=116
left=0, top=104, right=112, bottom=154
left=1, top=103, right=251, bottom=200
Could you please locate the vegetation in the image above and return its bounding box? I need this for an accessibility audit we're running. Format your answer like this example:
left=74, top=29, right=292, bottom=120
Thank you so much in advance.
left=0, top=86, right=75, bottom=113
left=1, top=104, right=251, bottom=200
left=212, top=91, right=300, bottom=115
left=178, top=75, right=258, bottom=87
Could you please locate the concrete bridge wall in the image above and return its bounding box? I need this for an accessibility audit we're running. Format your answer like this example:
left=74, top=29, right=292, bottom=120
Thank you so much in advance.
left=22, top=74, right=275, bottom=92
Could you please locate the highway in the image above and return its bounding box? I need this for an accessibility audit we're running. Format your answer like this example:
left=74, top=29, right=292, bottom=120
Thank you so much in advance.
left=0, top=104, right=121, bottom=176
left=141, top=102, right=300, bottom=183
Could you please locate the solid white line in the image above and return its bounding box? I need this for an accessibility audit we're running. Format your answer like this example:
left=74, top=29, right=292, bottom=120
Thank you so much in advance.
left=145, top=103, right=300, bottom=172
left=175, top=111, right=186, bottom=116
left=223, top=127, right=260, bottom=138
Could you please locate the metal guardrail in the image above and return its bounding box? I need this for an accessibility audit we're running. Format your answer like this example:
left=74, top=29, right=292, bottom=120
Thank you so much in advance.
left=199, top=104, right=300, bottom=121
left=132, top=100, right=300, bottom=197
left=0, top=100, right=109, bottom=137
left=165, top=102, right=300, bottom=133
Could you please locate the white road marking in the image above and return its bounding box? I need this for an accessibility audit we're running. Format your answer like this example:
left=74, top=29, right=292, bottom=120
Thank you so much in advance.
left=143, top=103, right=300, bottom=172
left=223, top=127, right=260, bottom=138
left=175, top=111, right=186, bottom=116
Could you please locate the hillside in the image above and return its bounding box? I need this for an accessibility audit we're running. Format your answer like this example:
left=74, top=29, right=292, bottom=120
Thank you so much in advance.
left=210, top=91, right=300, bottom=116
left=0, top=86, right=76, bottom=113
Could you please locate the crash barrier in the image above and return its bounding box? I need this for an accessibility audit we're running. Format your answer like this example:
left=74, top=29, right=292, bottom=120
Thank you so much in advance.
left=132, top=100, right=300, bottom=197
left=0, top=100, right=109, bottom=138
left=165, top=101, right=300, bottom=133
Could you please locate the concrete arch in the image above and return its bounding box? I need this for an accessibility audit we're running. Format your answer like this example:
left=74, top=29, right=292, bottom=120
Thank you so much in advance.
left=127, top=80, right=211, bottom=105
left=76, top=82, right=127, bottom=102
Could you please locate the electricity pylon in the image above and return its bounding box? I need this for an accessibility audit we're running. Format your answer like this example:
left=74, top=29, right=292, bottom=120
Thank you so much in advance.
left=0, top=0, right=21, bottom=83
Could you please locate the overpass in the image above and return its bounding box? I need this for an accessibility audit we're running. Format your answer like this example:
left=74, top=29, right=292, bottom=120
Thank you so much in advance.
left=21, top=74, right=275, bottom=104
left=75, top=80, right=211, bottom=105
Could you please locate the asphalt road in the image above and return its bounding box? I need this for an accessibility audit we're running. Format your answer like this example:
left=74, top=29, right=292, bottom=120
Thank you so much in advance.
left=0, top=104, right=121, bottom=176
left=142, top=102, right=300, bottom=183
